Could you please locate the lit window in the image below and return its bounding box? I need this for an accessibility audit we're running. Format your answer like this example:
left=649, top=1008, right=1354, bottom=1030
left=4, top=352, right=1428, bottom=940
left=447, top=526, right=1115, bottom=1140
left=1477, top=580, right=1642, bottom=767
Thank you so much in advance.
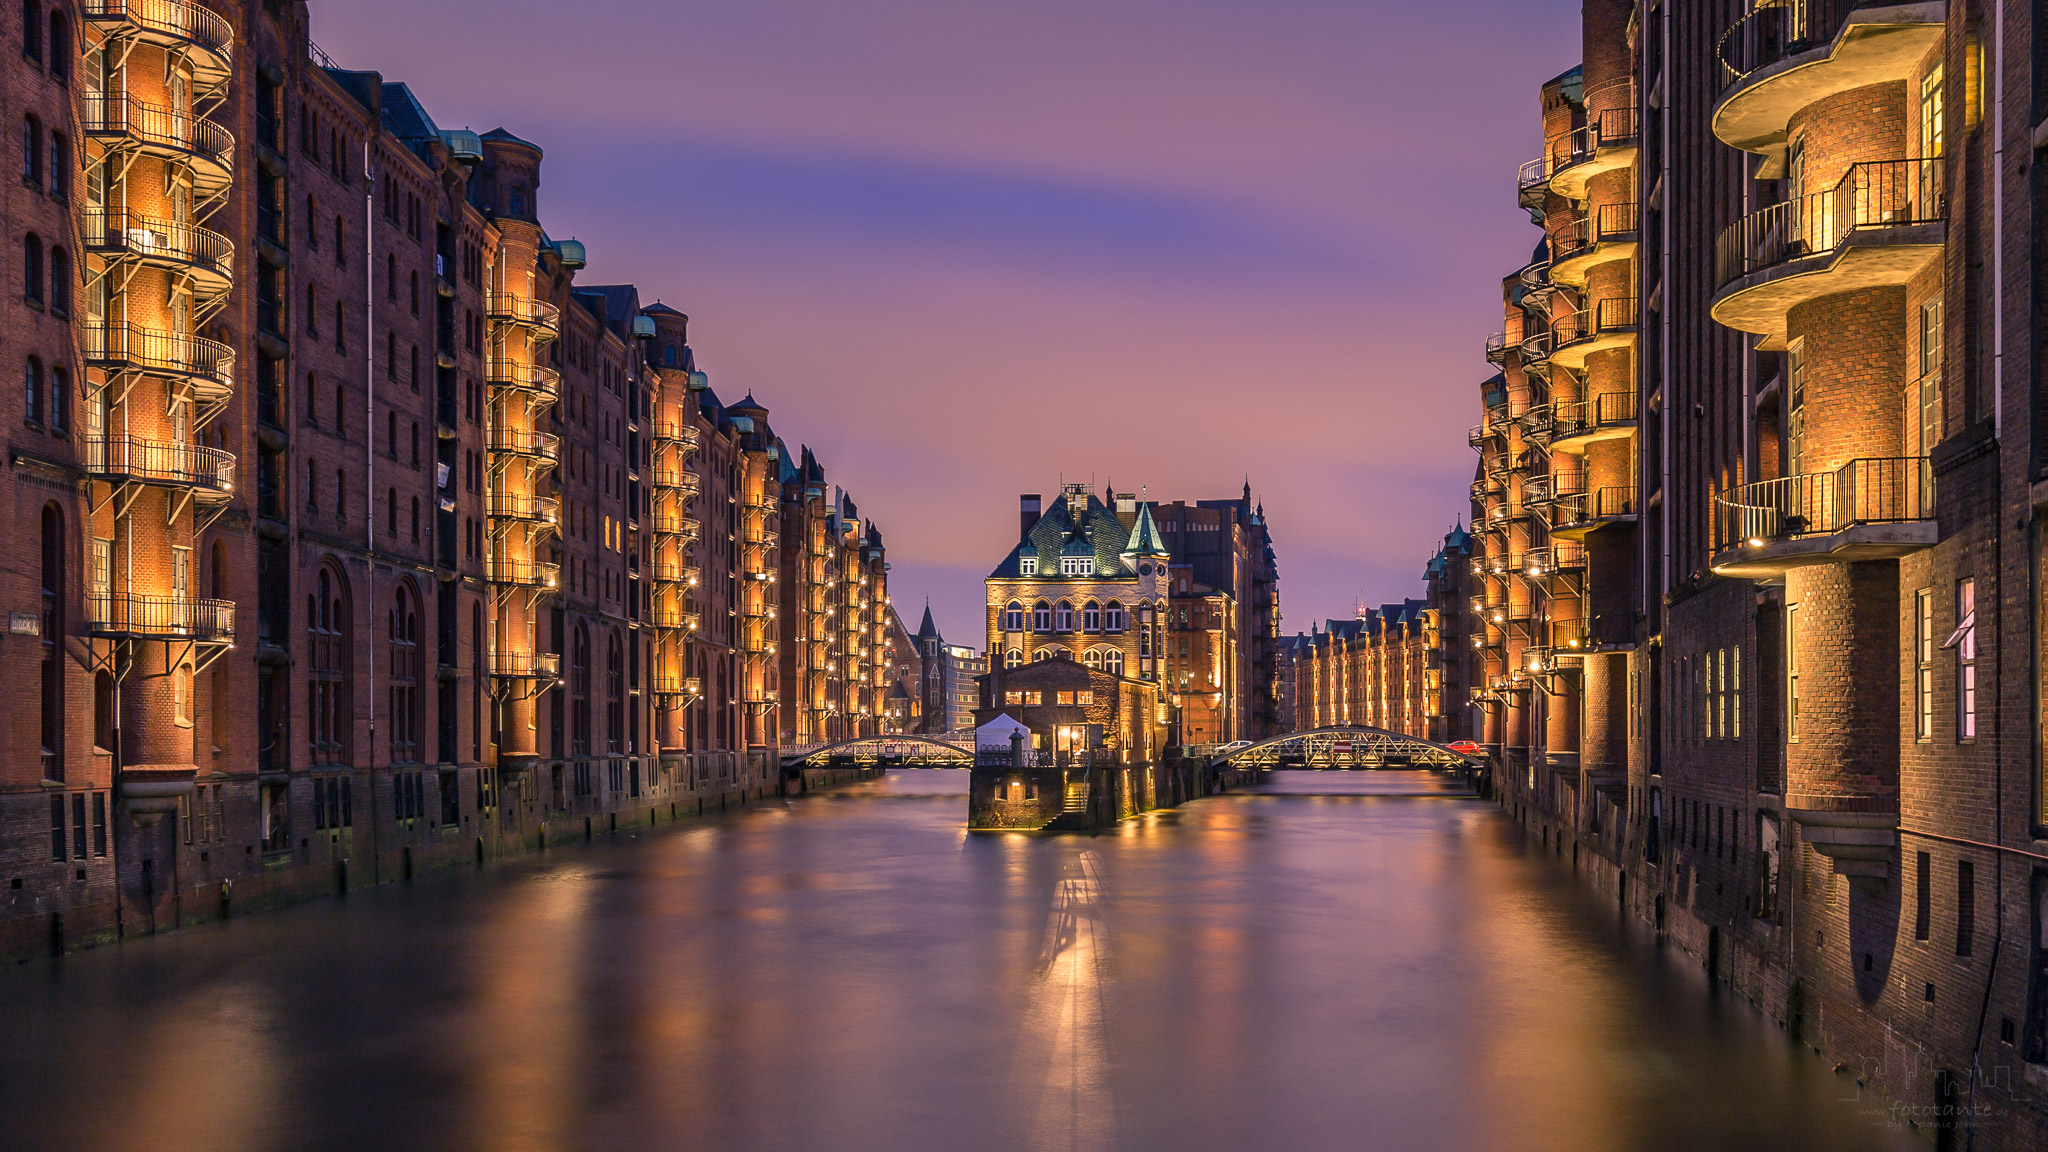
left=1032, top=601, right=1050, bottom=631
left=1949, top=578, right=1976, bottom=740
left=1083, top=601, right=1100, bottom=631
left=1105, top=602, right=1125, bottom=631
left=1055, top=601, right=1073, bottom=631
left=1061, top=554, right=1090, bottom=576
left=1018, top=555, right=1037, bottom=576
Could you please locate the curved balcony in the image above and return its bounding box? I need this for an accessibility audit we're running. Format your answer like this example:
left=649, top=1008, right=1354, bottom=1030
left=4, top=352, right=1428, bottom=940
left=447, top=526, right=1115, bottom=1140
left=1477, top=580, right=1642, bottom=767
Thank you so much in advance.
left=487, top=490, right=559, bottom=525
left=84, top=434, right=234, bottom=497
left=84, top=324, right=234, bottom=396
left=649, top=602, right=702, bottom=632
left=1711, top=456, right=1934, bottom=577
left=485, top=362, right=561, bottom=402
left=1520, top=542, right=1586, bottom=578
left=1518, top=404, right=1554, bottom=446
left=1517, top=156, right=1550, bottom=214
left=1551, top=201, right=1639, bottom=285
left=1548, top=484, right=1637, bottom=540
left=1546, top=103, right=1639, bottom=200
left=85, top=593, right=233, bottom=643
left=81, top=212, right=233, bottom=294
left=1712, top=158, right=1944, bottom=336
left=83, top=0, right=233, bottom=84
left=1517, top=259, right=1555, bottom=304
left=652, top=559, right=701, bottom=587
left=652, top=509, right=700, bottom=538
left=486, top=557, right=561, bottom=589
left=1518, top=328, right=1554, bottom=376
left=1548, top=391, right=1638, bottom=454
left=490, top=651, right=562, bottom=680
left=654, top=466, right=700, bottom=496
left=653, top=422, right=700, bottom=450
left=1713, top=0, right=1946, bottom=160
left=1484, top=332, right=1509, bottom=367
left=80, top=95, right=233, bottom=193
left=1551, top=297, right=1638, bottom=370
left=485, top=295, right=561, bottom=331
left=487, top=426, right=559, bottom=463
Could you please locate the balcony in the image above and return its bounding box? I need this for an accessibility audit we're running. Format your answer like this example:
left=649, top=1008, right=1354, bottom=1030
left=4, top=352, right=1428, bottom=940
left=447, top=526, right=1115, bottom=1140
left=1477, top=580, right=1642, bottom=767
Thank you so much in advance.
left=82, top=1, right=233, bottom=87
left=486, top=557, right=561, bottom=589
left=652, top=559, right=700, bottom=587
left=1551, top=297, right=1638, bottom=370
left=485, top=363, right=561, bottom=401
left=1713, top=0, right=1946, bottom=161
left=487, top=490, right=559, bottom=525
left=1516, top=156, right=1549, bottom=214
left=1548, top=484, right=1636, bottom=540
left=1711, top=456, right=1934, bottom=577
left=652, top=509, right=700, bottom=538
left=1548, top=390, right=1638, bottom=454
left=1484, top=331, right=1509, bottom=366
left=85, top=592, right=233, bottom=643
left=654, top=465, right=700, bottom=495
left=1546, top=104, right=1638, bottom=200
left=1518, top=404, right=1554, bottom=446
left=80, top=95, right=233, bottom=193
left=83, top=324, right=234, bottom=398
left=649, top=602, right=701, bottom=632
left=485, top=295, right=561, bottom=331
left=81, top=211, right=233, bottom=293
left=1520, top=542, right=1586, bottom=577
left=487, top=426, right=559, bottom=462
left=1519, top=328, right=1553, bottom=376
left=490, top=651, right=561, bottom=680
left=1712, top=158, right=1944, bottom=336
left=1551, top=201, right=1639, bottom=285
left=653, top=422, right=700, bottom=450
left=84, top=434, right=234, bottom=497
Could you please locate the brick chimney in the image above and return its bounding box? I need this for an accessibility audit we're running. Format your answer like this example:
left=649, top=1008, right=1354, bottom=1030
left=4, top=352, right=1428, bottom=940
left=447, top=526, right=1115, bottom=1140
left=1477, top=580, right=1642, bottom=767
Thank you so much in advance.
left=1019, top=494, right=1041, bottom=540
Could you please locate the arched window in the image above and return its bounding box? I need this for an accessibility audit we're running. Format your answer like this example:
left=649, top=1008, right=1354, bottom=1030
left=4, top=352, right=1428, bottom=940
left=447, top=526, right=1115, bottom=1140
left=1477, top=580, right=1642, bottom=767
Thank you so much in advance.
left=1106, top=600, right=1125, bottom=631
left=664, top=344, right=676, bottom=367
left=49, top=364, right=67, bottom=433
left=1054, top=600, right=1073, bottom=631
left=1083, top=649, right=1101, bottom=669
left=309, top=564, right=351, bottom=765
left=606, top=631, right=623, bottom=754
left=48, top=130, right=66, bottom=200
left=1083, top=600, right=1100, bottom=632
left=1002, top=601, right=1024, bottom=632
left=1004, top=648, right=1022, bottom=669
left=1031, top=601, right=1051, bottom=632
left=40, top=504, right=62, bottom=779
left=48, top=246, right=67, bottom=314
left=389, top=585, right=420, bottom=762
left=571, top=623, right=591, bottom=755
left=21, top=0, right=41, bottom=61
left=410, top=495, right=419, bottom=541
left=22, top=114, right=41, bottom=186
left=46, top=10, right=66, bottom=83
left=1033, top=648, right=1052, bottom=662
left=1103, top=649, right=1125, bottom=677
left=24, top=356, right=42, bottom=425
left=23, top=232, right=42, bottom=303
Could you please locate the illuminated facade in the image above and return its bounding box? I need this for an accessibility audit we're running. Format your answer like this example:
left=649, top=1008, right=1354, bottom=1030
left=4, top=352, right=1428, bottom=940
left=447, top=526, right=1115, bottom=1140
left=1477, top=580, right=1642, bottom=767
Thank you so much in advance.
left=1472, top=0, right=2048, bottom=1141
left=1, top=0, right=891, bottom=957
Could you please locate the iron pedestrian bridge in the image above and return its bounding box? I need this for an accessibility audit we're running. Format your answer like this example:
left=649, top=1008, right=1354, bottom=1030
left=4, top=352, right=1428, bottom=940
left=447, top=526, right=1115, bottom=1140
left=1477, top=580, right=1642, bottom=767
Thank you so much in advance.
left=782, top=734, right=977, bottom=769
left=1205, top=727, right=1481, bottom=771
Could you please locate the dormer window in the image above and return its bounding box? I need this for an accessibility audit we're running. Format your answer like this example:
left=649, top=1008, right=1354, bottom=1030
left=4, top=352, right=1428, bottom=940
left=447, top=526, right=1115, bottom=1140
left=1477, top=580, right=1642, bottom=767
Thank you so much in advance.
left=1061, top=555, right=1090, bottom=576
left=1018, top=555, right=1037, bottom=576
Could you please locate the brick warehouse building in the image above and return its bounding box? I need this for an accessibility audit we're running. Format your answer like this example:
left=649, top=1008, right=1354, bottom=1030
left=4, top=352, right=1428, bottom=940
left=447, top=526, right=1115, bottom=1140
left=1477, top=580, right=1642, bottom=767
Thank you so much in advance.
left=0, top=0, right=897, bottom=958
left=984, top=483, right=1283, bottom=748
left=1281, top=523, right=1479, bottom=746
left=1469, top=0, right=2048, bottom=1144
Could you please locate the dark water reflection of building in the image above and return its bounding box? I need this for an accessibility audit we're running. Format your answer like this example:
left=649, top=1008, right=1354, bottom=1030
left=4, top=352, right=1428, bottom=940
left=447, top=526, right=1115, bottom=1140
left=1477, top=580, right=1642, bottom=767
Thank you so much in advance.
left=0, top=771, right=1919, bottom=1152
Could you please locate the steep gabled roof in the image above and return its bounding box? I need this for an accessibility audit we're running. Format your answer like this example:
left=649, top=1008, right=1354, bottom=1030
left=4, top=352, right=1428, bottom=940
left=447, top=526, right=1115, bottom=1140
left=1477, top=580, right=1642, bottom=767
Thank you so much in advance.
left=1121, top=502, right=1169, bottom=558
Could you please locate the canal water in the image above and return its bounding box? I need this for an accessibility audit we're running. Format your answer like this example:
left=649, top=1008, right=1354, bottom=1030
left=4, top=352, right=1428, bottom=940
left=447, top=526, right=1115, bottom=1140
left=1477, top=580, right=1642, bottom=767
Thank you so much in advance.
left=0, top=772, right=1920, bottom=1152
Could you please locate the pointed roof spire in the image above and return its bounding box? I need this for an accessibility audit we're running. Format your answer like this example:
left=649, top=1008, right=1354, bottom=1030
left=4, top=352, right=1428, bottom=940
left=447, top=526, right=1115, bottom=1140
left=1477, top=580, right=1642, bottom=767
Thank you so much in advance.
left=1243, top=477, right=1252, bottom=503
left=1122, top=502, right=1170, bottom=557
left=916, top=599, right=940, bottom=641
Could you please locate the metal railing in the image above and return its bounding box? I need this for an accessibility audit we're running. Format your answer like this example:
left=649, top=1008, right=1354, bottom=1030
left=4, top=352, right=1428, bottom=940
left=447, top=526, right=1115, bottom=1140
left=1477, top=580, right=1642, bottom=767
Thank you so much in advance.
left=1484, top=332, right=1508, bottom=365
left=1552, top=391, right=1638, bottom=440
left=1596, top=199, right=1639, bottom=240
left=1520, top=328, right=1553, bottom=366
left=83, top=323, right=234, bottom=386
left=654, top=466, right=700, bottom=494
left=485, top=295, right=561, bottom=329
left=81, top=211, right=232, bottom=278
left=1552, top=485, right=1635, bottom=528
left=1550, top=214, right=1591, bottom=263
left=1715, top=0, right=1911, bottom=89
left=487, top=427, right=558, bottom=459
left=1715, top=158, right=1944, bottom=288
left=85, top=592, right=233, bottom=641
left=84, top=434, right=234, bottom=491
left=489, top=652, right=561, bottom=679
left=1517, top=156, right=1548, bottom=198
left=485, top=557, right=560, bottom=588
left=1713, top=456, right=1931, bottom=552
left=83, top=0, right=233, bottom=61
left=486, top=363, right=561, bottom=398
left=487, top=491, right=559, bottom=523
left=652, top=422, right=700, bottom=448
left=1521, top=541, right=1586, bottom=574
left=80, top=95, right=233, bottom=173
left=652, top=509, right=700, bottom=537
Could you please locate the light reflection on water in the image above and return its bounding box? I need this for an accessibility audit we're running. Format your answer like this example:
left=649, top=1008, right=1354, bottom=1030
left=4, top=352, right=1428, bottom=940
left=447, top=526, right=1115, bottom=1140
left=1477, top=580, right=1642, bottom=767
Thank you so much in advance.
left=0, top=771, right=1920, bottom=1152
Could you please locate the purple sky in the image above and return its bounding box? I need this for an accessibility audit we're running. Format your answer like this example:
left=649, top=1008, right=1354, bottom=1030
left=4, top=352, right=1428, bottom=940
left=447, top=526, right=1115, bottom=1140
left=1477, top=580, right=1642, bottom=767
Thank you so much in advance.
left=314, top=0, right=1579, bottom=646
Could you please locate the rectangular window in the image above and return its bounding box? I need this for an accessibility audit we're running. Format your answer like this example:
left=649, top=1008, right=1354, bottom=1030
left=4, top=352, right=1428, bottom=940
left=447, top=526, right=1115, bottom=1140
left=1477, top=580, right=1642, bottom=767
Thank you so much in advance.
left=49, top=794, right=64, bottom=861
left=71, top=792, right=85, bottom=859
left=1786, top=605, right=1800, bottom=743
left=1916, top=589, right=1935, bottom=740
left=1953, top=579, right=1976, bottom=740
left=1755, top=812, right=1780, bottom=920
left=1915, top=851, right=1932, bottom=939
left=1732, top=645, right=1742, bottom=740
left=92, top=792, right=106, bottom=856
left=1958, top=859, right=1976, bottom=957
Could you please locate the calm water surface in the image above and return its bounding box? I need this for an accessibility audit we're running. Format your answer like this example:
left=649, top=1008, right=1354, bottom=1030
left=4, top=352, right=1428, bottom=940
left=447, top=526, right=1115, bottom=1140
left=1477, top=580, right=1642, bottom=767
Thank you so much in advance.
left=0, top=772, right=1920, bottom=1152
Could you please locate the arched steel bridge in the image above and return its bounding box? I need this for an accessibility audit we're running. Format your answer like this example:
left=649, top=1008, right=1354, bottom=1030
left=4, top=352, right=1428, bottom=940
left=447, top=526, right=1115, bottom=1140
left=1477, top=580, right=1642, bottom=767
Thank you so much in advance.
left=1208, top=727, right=1481, bottom=770
left=781, top=734, right=976, bottom=769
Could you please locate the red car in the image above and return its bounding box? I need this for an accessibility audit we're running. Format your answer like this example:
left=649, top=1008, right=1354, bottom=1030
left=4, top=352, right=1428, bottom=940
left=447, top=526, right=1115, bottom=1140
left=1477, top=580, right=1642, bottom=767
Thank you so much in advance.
left=1446, top=741, right=1484, bottom=756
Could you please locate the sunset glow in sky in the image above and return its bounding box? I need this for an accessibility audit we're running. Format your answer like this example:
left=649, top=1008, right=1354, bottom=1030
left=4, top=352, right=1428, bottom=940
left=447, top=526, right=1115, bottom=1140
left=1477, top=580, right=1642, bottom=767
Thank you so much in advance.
left=317, top=0, right=1579, bottom=643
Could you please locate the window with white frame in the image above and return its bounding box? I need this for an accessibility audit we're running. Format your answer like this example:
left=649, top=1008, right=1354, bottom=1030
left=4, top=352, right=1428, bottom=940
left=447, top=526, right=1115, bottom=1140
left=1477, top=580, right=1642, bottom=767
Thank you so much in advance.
left=1002, top=601, right=1024, bottom=632
left=1105, top=601, right=1125, bottom=631
left=1951, top=578, right=1976, bottom=740
left=1018, top=555, right=1037, bottom=576
left=1915, top=589, right=1934, bottom=740
left=1055, top=601, right=1073, bottom=631
left=1031, top=601, right=1050, bottom=632
left=1083, top=601, right=1100, bottom=631
left=1060, top=554, right=1090, bottom=576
